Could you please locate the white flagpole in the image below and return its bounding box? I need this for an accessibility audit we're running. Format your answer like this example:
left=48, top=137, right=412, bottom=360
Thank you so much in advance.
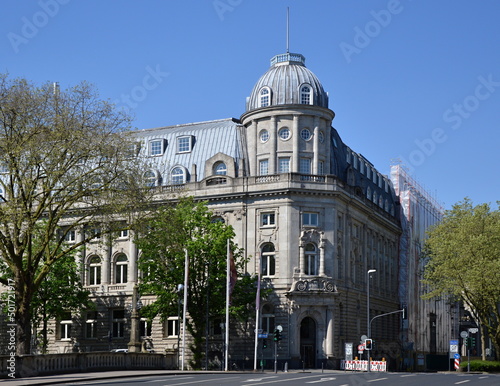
left=181, top=249, right=189, bottom=371
left=225, top=239, right=230, bottom=371
left=253, top=271, right=261, bottom=371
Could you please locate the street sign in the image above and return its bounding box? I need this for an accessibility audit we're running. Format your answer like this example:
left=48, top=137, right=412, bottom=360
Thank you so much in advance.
left=357, top=344, right=365, bottom=351
left=468, top=328, right=478, bottom=334
left=454, top=353, right=460, bottom=359
left=449, top=339, right=459, bottom=353
left=345, top=343, right=353, bottom=361
left=258, top=333, right=268, bottom=339
left=460, top=331, right=468, bottom=338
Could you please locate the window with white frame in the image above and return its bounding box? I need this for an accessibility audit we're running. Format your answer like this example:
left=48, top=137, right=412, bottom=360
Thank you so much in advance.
left=300, top=128, right=312, bottom=141
left=59, top=312, right=72, bottom=340
left=166, top=316, right=180, bottom=337
left=171, top=167, right=186, bottom=184
left=64, top=230, right=76, bottom=243
left=259, top=129, right=269, bottom=143
left=278, top=127, right=290, bottom=140
left=149, top=139, right=164, bottom=156
left=300, top=85, right=312, bottom=105
left=305, top=243, right=318, bottom=275
left=261, top=243, right=275, bottom=276
left=86, top=311, right=98, bottom=339
left=260, top=212, right=276, bottom=227
left=88, top=256, right=101, bottom=286
left=144, top=170, right=158, bottom=187
left=302, top=212, right=318, bottom=227
left=299, top=158, right=311, bottom=174
left=259, top=159, right=269, bottom=176
left=214, top=161, right=227, bottom=175
left=177, top=136, right=192, bottom=153
left=114, top=254, right=128, bottom=284
left=278, top=157, right=290, bottom=173
left=259, top=87, right=270, bottom=107
left=112, top=309, right=126, bottom=338
left=119, top=229, right=128, bottom=239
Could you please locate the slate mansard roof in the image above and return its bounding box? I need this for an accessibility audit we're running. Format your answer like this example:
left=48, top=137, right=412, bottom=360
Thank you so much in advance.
left=133, top=118, right=245, bottom=183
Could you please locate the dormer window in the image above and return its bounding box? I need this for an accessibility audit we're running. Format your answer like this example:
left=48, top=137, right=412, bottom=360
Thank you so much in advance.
left=171, top=166, right=186, bottom=185
left=177, top=136, right=193, bottom=153
left=214, top=162, right=227, bottom=175
left=259, top=87, right=271, bottom=107
left=300, top=84, right=313, bottom=105
left=149, top=139, right=166, bottom=156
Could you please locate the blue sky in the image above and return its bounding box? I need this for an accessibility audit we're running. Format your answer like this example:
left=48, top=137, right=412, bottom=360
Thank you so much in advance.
left=2, top=0, right=499, bottom=210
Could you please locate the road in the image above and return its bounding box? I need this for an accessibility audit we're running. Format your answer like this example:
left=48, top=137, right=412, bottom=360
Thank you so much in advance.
left=56, top=371, right=500, bottom=386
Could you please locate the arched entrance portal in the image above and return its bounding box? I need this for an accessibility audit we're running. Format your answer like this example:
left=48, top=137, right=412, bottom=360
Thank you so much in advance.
left=300, top=317, right=316, bottom=368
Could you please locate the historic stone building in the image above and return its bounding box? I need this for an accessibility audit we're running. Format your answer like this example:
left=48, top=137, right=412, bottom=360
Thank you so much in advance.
left=25, top=50, right=404, bottom=369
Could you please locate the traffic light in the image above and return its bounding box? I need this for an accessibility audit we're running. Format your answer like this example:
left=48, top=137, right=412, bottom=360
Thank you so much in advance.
left=364, top=339, right=372, bottom=350
left=273, top=328, right=282, bottom=341
left=263, top=339, right=268, bottom=348
left=466, top=337, right=476, bottom=348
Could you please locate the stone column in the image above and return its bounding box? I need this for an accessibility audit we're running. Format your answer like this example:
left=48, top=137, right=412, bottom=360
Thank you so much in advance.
left=319, top=236, right=326, bottom=276
left=326, top=308, right=334, bottom=357
left=313, top=116, right=319, bottom=174
left=292, top=115, right=299, bottom=173
left=270, top=116, right=277, bottom=174
left=129, top=231, right=138, bottom=284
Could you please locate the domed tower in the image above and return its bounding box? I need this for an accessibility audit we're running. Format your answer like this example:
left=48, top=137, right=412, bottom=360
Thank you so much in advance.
left=240, top=52, right=335, bottom=177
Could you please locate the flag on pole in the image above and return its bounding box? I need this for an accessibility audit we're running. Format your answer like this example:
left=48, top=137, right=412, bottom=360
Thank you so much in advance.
left=255, top=271, right=261, bottom=311
left=228, top=245, right=238, bottom=304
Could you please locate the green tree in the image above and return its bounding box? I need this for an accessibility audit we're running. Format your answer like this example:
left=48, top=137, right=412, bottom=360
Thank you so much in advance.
left=0, top=75, right=149, bottom=354
left=135, top=197, right=249, bottom=369
left=422, top=198, right=500, bottom=360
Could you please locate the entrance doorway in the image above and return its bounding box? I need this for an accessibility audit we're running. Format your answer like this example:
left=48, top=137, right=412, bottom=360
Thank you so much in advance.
left=300, top=317, right=316, bottom=368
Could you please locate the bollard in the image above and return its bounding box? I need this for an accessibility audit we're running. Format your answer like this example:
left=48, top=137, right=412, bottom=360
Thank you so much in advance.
left=284, top=362, right=288, bottom=372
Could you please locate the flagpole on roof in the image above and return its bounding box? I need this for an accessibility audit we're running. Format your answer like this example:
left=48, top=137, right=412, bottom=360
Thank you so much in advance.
left=225, top=238, right=230, bottom=371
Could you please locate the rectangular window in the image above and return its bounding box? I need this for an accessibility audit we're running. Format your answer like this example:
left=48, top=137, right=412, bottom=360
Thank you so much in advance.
left=86, top=311, right=98, bottom=339
left=260, top=212, right=276, bottom=227
left=278, top=157, right=290, bottom=173
left=119, top=229, right=128, bottom=238
left=318, top=161, right=324, bottom=175
left=209, top=318, right=223, bottom=336
left=112, top=309, right=126, bottom=338
left=299, top=158, right=311, bottom=174
left=140, top=318, right=152, bottom=337
left=166, top=317, right=180, bottom=337
left=303, top=212, right=319, bottom=227
left=149, top=140, right=163, bottom=156
left=59, top=312, right=72, bottom=341
left=259, top=159, right=269, bottom=176
left=262, top=315, right=275, bottom=334
left=262, top=254, right=275, bottom=276
left=64, top=230, right=76, bottom=243
left=177, top=136, right=192, bottom=153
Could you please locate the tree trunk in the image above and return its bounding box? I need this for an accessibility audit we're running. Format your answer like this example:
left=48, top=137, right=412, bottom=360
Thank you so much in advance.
left=15, top=283, right=34, bottom=355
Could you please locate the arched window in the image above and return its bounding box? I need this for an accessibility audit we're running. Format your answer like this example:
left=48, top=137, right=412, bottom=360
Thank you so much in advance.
left=261, top=243, right=275, bottom=276
left=305, top=243, right=318, bottom=275
left=300, top=85, right=312, bottom=105
left=88, top=256, right=101, bottom=286
left=259, top=87, right=270, bottom=107
left=144, top=170, right=158, bottom=187
left=214, top=162, right=227, bottom=176
left=115, top=254, right=128, bottom=284
left=171, top=167, right=186, bottom=184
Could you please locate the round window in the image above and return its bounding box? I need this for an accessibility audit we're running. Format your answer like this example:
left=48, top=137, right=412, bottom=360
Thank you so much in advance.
left=260, top=130, right=269, bottom=143
left=300, top=128, right=312, bottom=141
left=278, top=127, right=290, bottom=140
left=319, top=131, right=325, bottom=143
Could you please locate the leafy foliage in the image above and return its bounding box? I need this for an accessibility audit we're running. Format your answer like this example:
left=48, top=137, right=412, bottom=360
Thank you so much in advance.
left=0, top=75, right=149, bottom=354
left=135, top=197, right=255, bottom=369
left=422, top=198, right=500, bottom=360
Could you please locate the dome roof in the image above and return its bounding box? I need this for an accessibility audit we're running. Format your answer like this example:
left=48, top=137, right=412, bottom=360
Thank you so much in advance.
left=246, top=53, right=329, bottom=112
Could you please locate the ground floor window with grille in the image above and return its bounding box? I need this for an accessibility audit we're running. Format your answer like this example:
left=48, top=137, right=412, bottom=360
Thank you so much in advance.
left=112, top=309, right=126, bottom=338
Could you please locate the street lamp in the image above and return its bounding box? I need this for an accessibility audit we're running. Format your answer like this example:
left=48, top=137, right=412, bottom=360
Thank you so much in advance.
left=367, top=269, right=376, bottom=372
